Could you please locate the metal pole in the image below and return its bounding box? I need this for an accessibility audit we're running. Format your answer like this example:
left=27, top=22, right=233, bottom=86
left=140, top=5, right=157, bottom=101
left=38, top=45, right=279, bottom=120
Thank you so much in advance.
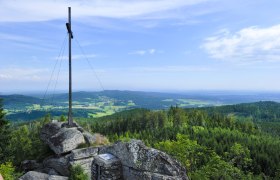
left=67, top=7, right=73, bottom=126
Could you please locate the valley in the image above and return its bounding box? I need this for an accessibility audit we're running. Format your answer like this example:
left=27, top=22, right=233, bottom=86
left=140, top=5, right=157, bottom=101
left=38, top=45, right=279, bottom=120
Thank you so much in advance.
left=2, top=90, right=280, bottom=121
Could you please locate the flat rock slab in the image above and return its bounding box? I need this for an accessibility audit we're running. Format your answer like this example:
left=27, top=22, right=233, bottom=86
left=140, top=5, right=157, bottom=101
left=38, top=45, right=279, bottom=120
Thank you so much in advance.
left=69, top=147, right=98, bottom=161
left=19, top=171, right=68, bottom=180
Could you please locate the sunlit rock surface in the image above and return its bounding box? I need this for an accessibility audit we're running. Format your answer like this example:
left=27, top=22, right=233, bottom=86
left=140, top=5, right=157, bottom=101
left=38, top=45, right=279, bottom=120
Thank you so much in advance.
left=20, top=122, right=188, bottom=180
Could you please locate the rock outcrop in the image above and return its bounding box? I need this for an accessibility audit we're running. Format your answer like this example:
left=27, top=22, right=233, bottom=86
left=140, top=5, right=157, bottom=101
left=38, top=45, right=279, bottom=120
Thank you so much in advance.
left=40, top=122, right=85, bottom=155
left=19, top=121, right=189, bottom=180
left=99, top=140, right=188, bottom=180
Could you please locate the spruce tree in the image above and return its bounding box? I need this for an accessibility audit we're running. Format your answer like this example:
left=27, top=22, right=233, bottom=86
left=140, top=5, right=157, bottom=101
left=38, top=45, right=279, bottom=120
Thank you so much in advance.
left=0, top=99, right=10, bottom=163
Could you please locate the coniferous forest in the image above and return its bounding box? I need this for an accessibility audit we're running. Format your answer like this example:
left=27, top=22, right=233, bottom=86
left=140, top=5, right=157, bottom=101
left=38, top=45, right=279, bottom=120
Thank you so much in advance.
left=90, top=102, right=280, bottom=179
left=1, top=99, right=280, bottom=179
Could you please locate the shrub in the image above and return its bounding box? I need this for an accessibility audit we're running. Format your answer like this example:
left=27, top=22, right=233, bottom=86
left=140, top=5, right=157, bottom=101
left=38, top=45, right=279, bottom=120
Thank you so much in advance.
left=69, top=164, right=89, bottom=180
left=93, top=133, right=109, bottom=146
left=77, top=143, right=89, bottom=149
left=60, top=115, right=67, bottom=122
left=0, top=162, right=17, bottom=180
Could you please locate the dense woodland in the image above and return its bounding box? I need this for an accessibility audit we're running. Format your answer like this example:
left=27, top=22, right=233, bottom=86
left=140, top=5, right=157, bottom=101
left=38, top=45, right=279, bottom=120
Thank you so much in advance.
left=0, top=99, right=53, bottom=179
left=90, top=102, right=280, bottom=179
left=1, top=99, right=280, bottom=179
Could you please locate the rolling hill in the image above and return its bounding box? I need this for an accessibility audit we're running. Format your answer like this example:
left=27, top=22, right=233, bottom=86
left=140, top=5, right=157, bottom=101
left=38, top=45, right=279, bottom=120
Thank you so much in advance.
left=2, top=90, right=280, bottom=121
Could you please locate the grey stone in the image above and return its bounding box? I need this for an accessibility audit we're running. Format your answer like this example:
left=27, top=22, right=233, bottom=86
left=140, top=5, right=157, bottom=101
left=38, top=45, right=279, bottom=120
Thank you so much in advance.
left=43, top=156, right=70, bottom=176
left=83, top=132, right=96, bottom=145
left=37, top=168, right=60, bottom=176
left=21, top=160, right=43, bottom=172
left=122, top=166, right=151, bottom=180
left=47, top=127, right=85, bottom=155
left=100, top=139, right=188, bottom=180
left=40, top=122, right=86, bottom=155
left=92, top=154, right=122, bottom=180
left=77, top=127, right=84, bottom=133
left=19, top=171, right=68, bottom=180
left=19, top=171, right=49, bottom=180
left=48, top=175, right=69, bottom=180
left=40, top=122, right=63, bottom=142
left=69, top=157, right=94, bottom=178
left=61, top=121, right=80, bottom=128
left=67, top=147, right=98, bottom=179
left=23, top=123, right=103, bottom=179
left=42, top=147, right=98, bottom=178
left=69, top=147, right=98, bottom=161
left=48, top=168, right=60, bottom=176
left=93, top=154, right=121, bottom=168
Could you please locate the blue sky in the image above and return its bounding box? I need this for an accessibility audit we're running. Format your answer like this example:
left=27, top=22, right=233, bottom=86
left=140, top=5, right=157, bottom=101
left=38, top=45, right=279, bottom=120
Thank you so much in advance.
left=1, top=0, right=280, bottom=93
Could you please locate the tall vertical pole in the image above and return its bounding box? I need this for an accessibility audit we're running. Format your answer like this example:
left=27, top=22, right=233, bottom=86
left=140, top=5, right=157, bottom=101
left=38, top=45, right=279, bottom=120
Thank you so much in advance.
left=67, top=7, right=73, bottom=126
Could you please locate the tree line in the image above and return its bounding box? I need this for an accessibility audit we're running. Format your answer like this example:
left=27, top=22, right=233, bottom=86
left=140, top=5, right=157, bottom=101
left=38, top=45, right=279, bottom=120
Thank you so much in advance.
left=90, top=105, right=280, bottom=179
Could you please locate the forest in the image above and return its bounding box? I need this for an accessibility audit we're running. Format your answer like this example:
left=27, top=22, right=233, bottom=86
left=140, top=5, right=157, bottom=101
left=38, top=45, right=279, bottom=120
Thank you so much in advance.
left=1, top=99, right=280, bottom=179
left=90, top=102, right=280, bottom=179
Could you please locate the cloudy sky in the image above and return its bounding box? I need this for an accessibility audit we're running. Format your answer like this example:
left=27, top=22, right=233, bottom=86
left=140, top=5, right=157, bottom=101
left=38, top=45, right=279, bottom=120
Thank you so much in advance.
left=1, top=0, right=280, bottom=93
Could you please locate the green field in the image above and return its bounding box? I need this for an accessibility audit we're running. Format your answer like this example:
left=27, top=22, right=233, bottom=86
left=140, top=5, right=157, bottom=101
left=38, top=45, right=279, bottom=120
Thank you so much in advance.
left=3, top=90, right=280, bottom=121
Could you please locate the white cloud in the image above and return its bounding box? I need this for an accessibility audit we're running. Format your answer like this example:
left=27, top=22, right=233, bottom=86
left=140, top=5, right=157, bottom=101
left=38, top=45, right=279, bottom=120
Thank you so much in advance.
left=129, top=49, right=159, bottom=55
left=0, top=0, right=212, bottom=22
left=0, top=67, right=49, bottom=81
left=103, top=66, right=214, bottom=73
left=132, top=66, right=214, bottom=73
left=202, top=25, right=280, bottom=62
left=0, top=32, right=60, bottom=52
left=0, top=32, right=34, bottom=42
left=59, top=54, right=97, bottom=60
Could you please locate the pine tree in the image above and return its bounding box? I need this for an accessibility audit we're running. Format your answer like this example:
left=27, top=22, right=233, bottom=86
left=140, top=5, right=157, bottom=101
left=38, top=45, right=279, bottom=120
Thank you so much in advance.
left=0, top=99, right=11, bottom=163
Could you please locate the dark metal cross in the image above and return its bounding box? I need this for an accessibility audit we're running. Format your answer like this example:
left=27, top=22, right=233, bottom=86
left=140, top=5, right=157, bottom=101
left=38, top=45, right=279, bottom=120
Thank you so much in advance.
left=66, top=7, right=74, bottom=126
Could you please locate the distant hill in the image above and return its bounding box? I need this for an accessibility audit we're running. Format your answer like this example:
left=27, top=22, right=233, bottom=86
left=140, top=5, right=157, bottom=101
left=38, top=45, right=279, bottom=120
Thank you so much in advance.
left=0, top=94, right=41, bottom=107
left=190, top=101, right=280, bottom=136
left=2, top=90, right=280, bottom=121
left=196, top=101, right=280, bottom=122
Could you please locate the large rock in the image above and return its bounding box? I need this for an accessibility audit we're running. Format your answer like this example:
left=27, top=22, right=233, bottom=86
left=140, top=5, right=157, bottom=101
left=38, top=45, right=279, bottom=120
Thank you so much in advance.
left=83, top=132, right=96, bottom=145
left=38, top=168, right=60, bottom=176
left=100, top=139, right=188, bottom=180
left=40, top=122, right=63, bottom=142
left=25, top=122, right=102, bottom=179
left=122, top=167, right=183, bottom=180
left=69, top=147, right=98, bottom=161
left=68, top=147, right=98, bottom=178
left=21, top=160, right=43, bottom=172
left=49, top=127, right=85, bottom=154
left=40, top=122, right=86, bottom=155
left=43, top=156, right=70, bottom=176
left=42, top=147, right=98, bottom=178
left=19, top=171, right=68, bottom=180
